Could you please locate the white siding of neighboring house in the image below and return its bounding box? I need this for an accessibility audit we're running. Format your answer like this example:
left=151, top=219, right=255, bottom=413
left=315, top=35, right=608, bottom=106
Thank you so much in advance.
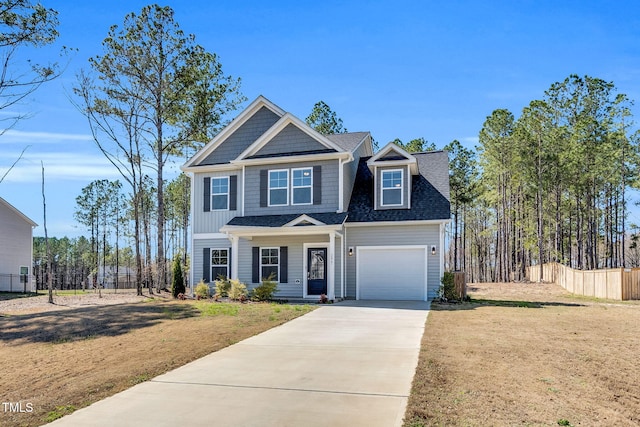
left=0, top=199, right=35, bottom=291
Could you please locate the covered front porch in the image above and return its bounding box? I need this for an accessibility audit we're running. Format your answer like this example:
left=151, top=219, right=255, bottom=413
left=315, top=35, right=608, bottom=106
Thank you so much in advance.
left=221, top=213, right=346, bottom=300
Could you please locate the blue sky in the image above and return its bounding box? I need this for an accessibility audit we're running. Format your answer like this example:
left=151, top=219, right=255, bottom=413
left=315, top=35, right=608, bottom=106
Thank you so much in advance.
left=1, top=0, right=640, bottom=237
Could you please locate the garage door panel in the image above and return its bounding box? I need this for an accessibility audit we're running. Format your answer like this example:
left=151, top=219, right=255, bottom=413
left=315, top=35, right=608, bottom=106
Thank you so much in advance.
left=357, top=247, right=426, bottom=300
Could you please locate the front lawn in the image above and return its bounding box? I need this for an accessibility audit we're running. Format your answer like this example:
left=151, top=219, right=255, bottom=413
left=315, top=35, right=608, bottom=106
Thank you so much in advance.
left=0, top=297, right=314, bottom=427
left=405, top=282, right=640, bottom=426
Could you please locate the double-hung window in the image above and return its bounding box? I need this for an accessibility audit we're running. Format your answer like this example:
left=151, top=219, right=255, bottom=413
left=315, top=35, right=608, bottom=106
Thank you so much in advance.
left=381, top=169, right=403, bottom=206
left=268, top=170, right=288, bottom=206
left=260, top=248, right=279, bottom=281
left=212, top=177, right=229, bottom=210
left=211, top=249, right=229, bottom=280
left=291, top=168, right=312, bottom=205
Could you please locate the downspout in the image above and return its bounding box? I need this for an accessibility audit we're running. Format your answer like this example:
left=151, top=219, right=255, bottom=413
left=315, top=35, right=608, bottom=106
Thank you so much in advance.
left=189, top=172, right=195, bottom=297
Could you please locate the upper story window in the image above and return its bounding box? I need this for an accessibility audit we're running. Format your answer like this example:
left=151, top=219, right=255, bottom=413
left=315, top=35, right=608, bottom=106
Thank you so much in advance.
left=269, top=169, right=289, bottom=206
left=381, top=169, right=403, bottom=206
left=212, top=177, right=229, bottom=210
left=292, top=168, right=312, bottom=205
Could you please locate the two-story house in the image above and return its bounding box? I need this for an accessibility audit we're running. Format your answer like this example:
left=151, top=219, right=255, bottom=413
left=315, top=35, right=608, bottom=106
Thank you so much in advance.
left=181, top=96, right=450, bottom=301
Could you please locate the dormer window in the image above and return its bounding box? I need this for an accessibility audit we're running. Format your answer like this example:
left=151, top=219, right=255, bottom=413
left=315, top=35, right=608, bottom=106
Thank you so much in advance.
left=381, top=169, right=403, bottom=206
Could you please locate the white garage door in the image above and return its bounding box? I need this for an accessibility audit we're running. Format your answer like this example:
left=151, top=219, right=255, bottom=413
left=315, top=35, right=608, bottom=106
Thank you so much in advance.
left=357, top=246, right=427, bottom=300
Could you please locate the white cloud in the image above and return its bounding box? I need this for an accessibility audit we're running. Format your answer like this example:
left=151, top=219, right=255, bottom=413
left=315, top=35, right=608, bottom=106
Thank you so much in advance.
left=0, top=129, right=93, bottom=144
left=1, top=151, right=121, bottom=183
left=461, top=136, right=479, bottom=145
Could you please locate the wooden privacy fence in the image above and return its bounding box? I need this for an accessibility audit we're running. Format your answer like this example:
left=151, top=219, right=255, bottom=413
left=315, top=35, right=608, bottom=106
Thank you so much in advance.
left=526, top=263, right=640, bottom=301
left=453, top=271, right=466, bottom=300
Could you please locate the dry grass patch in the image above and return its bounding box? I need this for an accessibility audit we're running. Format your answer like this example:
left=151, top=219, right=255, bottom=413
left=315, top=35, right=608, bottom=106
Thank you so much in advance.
left=405, top=282, right=640, bottom=427
left=0, top=292, right=314, bottom=427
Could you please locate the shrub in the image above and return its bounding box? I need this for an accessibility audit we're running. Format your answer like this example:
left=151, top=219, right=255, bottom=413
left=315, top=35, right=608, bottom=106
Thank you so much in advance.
left=252, top=274, right=279, bottom=301
left=439, top=271, right=457, bottom=301
left=194, top=280, right=210, bottom=300
left=214, top=276, right=231, bottom=299
left=171, top=256, right=185, bottom=298
left=228, top=279, right=248, bottom=301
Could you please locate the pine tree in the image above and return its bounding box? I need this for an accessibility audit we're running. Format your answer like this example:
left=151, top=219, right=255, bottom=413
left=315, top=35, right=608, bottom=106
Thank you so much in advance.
left=171, top=256, right=185, bottom=298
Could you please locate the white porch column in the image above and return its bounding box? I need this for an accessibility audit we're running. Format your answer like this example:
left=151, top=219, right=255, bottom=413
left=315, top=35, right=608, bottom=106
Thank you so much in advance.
left=231, top=235, right=239, bottom=280
left=329, top=231, right=335, bottom=300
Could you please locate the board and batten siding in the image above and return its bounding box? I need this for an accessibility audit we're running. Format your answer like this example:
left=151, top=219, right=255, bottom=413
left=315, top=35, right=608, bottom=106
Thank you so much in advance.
left=345, top=224, right=442, bottom=299
left=253, top=123, right=329, bottom=157
left=193, top=170, right=243, bottom=234
left=244, top=159, right=339, bottom=216
left=199, top=106, right=280, bottom=165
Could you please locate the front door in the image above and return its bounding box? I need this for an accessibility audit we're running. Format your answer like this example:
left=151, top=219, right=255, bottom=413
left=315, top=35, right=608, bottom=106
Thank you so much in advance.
left=307, top=248, right=327, bottom=295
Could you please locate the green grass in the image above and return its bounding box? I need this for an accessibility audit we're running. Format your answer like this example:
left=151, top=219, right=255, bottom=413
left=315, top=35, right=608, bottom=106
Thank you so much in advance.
left=129, top=373, right=152, bottom=385
left=193, top=301, right=314, bottom=318
left=44, top=405, right=76, bottom=423
left=0, top=291, right=40, bottom=301
left=193, top=301, right=240, bottom=316
left=467, top=298, right=542, bottom=308
left=53, top=290, right=90, bottom=295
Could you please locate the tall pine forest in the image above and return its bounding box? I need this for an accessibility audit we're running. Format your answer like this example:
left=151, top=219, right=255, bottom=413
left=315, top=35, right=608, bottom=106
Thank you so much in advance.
left=449, top=74, right=640, bottom=282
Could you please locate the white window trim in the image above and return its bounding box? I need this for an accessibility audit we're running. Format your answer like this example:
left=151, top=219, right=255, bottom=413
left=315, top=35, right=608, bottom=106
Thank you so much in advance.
left=291, top=167, right=313, bottom=205
left=211, top=176, right=230, bottom=211
left=211, top=248, right=229, bottom=280
left=268, top=169, right=289, bottom=207
left=260, top=247, right=280, bottom=282
left=380, top=168, right=404, bottom=207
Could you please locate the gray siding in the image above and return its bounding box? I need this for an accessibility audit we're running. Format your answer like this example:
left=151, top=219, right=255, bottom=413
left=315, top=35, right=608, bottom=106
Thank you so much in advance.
left=343, top=140, right=370, bottom=211
left=199, top=107, right=280, bottom=165
left=193, top=170, right=243, bottom=234
left=374, top=165, right=411, bottom=210
left=237, top=234, right=331, bottom=298
left=192, top=238, right=232, bottom=286
left=244, top=159, right=339, bottom=216
left=0, top=202, right=33, bottom=289
left=253, top=124, right=329, bottom=157
left=345, top=224, right=442, bottom=299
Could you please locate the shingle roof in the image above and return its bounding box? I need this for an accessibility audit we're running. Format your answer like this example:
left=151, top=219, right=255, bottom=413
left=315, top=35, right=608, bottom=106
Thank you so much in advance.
left=325, top=132, right=369, bottom=152
left=245, top=148, right=336, bottom=159
left=346, top=151, right=450, bottom=223
left=227, top=212, right=348, bottom=227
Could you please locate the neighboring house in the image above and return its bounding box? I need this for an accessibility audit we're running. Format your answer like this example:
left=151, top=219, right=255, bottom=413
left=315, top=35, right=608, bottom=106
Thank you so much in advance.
left=181, top=96, right=450, bottom=301
left=0, top=197, right=37, bottom=292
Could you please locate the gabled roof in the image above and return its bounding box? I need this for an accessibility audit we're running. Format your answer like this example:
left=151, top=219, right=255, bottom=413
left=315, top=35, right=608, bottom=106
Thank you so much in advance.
left=226, top=212, right=348, bottom=227
left=182, top=96, right=369, bottom=171
left=367, top=141, right=419, bottom=175
left=0, top=197, right=37, bottom=227
left=325, top=132, right=370, bottom=152
left=347, top=151, right=450, bottom=223
left=182, top=95, right=285, bottom=169
left=236, top=113, right=345, bottom=160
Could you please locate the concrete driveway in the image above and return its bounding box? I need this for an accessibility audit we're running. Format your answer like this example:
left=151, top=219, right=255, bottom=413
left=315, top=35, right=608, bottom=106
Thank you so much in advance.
left=49, top=300, right=430, bottom=427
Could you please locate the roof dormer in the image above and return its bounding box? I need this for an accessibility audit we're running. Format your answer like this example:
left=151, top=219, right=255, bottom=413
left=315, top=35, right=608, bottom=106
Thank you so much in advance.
left=367, top=142, right=419, bottom=210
